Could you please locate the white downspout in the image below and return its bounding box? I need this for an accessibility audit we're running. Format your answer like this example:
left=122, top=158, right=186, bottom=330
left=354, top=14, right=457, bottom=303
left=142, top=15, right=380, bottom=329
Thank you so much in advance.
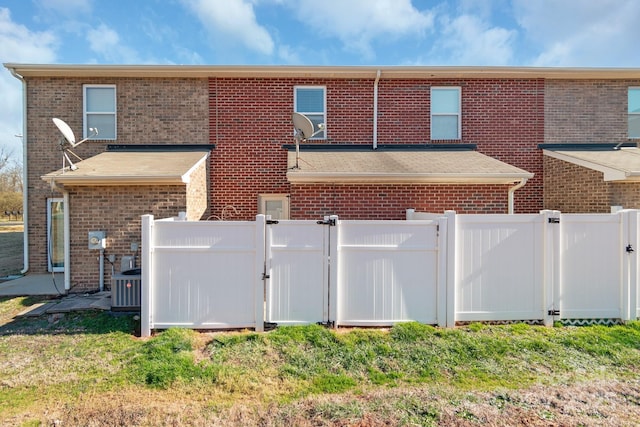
left=8, top=67, right=29, bottom=274
left=508, top=178, right=528, bottom=214
left=373, top=70, right=381, bottom=150
left=63, top=190, right=70, bottom=291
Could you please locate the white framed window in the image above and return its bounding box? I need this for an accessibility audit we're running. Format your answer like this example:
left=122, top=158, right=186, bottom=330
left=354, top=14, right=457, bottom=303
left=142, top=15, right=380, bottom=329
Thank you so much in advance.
left=83, top=84, right=116, bottom=140
left=294, top=86, right=326, bottom=139
left=47, top=198, right=64, bottom=272
left=431, top=86, right=461, bottom=140
left=629, top=87, right=640, bottom=139
left=258, top=194, right=290, bottom=220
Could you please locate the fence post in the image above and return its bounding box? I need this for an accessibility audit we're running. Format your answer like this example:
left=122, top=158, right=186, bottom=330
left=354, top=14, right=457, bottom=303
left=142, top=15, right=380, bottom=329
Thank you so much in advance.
left=621, top=210, right=639, bottom=322
left=328, top=215, right=339, bottom=327
left=141, top=214, right=154, bottom=338
left=541, top=210, right=560, bottom=327
left=255, top=215, right=266, bottom=332
left=444, top=210, right=456, bottom=328
left=632, top=211, right=640, bottom=321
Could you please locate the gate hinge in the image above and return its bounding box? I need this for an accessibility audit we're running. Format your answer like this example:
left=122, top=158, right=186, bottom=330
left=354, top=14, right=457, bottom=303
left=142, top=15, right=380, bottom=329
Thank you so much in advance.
left=266, top=219, right=279, bottom=225
left=548, top=309, right=560, bottom=316
left=626, top=244, right=635, bottom=253
left=262, top=273, right=270, bottom=280
left=548, top=217, right=560, bottom=224
left=317, top=218, right=336, bottom=226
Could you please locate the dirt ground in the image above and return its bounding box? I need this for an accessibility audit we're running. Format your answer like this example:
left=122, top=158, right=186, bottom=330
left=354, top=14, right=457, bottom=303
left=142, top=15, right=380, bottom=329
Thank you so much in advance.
left=0, top=223, right=23, bottom=277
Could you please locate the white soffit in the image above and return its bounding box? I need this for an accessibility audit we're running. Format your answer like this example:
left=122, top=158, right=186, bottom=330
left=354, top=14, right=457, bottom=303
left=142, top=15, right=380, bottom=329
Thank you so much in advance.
left=544, top=148, right=640, bottom=182
left=286, top=150, right=533, bottom=184
left=41, top=151, right=209, bottom=186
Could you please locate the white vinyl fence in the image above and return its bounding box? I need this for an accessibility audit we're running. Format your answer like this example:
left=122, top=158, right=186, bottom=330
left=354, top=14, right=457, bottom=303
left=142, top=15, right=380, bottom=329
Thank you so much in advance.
left=141, top=210, right=640, bottom=336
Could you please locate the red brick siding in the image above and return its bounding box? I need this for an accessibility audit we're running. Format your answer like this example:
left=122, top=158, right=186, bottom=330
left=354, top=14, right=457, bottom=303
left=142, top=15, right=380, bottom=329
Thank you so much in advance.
left=291, top=184, right=512, bottom=219
left=209, top=78, right=544, bottom=218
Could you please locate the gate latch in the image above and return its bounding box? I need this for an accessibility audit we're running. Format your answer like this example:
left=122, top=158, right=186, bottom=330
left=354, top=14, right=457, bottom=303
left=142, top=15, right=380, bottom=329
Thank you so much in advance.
left=626, top=244, right=634, bottom=253
left=317, top=218, right=336, bottom=226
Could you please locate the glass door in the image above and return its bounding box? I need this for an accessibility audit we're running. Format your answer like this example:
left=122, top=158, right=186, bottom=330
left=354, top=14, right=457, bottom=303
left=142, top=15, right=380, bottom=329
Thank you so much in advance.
left=47, top=198, right=64, bottom=272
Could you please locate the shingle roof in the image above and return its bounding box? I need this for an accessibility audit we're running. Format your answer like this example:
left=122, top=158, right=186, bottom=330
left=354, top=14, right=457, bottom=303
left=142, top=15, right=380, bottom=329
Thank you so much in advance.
left=286, top=149, right=533, bottom=184
left=41, top=151, right=209, bottom=186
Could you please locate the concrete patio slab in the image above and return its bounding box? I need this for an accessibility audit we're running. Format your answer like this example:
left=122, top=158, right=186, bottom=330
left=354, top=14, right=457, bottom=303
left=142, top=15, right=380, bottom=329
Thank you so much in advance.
left=14, top=292, right=112, bottom=317
left=0, top=274, right=66, bottom=296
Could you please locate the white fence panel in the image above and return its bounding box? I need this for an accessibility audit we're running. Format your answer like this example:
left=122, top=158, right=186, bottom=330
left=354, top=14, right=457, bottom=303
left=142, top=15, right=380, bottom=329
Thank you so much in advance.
left=456, top=214, right=545, bottom=321
left=337, top=220, right=440, bottom=326
left=266, top=220, right=330, bottom=325
left=560, top=214, right=622, bottom=319
left=148, top=218, right=261, bottom=330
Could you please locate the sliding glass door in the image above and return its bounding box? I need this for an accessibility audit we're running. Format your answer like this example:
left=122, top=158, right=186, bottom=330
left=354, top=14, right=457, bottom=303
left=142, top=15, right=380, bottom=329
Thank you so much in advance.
left=47, top=198, right=64, bottom=272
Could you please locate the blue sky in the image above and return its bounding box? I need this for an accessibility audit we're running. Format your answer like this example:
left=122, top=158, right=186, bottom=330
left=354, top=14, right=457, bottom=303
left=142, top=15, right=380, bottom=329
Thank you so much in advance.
left=2, top=0, right=640, bottom=160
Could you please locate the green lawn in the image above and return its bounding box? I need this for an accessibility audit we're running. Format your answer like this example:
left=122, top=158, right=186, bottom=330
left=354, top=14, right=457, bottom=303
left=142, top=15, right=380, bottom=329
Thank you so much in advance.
left=0, top=297, right=639, bottom=426
left=0, top=229, right=23, bottom=277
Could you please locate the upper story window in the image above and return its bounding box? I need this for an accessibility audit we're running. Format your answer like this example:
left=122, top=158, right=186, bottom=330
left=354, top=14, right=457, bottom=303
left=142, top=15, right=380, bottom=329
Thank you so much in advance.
left=294, top=86, right=326, bottom=139
left=431, top=87, right=461, bottom=140
left=629, top=87, right=640, bottom=139
left=83, top=84, right=116, bottom=140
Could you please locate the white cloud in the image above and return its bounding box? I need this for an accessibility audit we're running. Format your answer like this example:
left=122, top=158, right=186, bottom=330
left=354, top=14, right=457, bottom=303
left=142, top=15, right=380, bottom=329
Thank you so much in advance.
left=514, top=0, right=640, bottom=66
left=435, top=14, right=516, bottom=65
left=181, top=0, right=274, bottom=56
left=34, top=0, right=92, bottom=17
left=86, top=23, right=143, bottom=63
left=287, top=0, right=434, bottom=58
left=0, top=8, right=58, bottom=161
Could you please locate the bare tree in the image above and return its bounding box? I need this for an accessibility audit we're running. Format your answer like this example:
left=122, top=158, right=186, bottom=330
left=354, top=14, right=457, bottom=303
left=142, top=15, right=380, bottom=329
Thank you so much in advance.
left=0, top=146, right=23, bottom=216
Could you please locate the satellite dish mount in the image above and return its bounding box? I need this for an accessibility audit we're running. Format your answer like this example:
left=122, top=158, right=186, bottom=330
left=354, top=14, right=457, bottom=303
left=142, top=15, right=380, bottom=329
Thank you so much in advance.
left=291, top=112, right=324, bottom=169
left=52, top=118, right=98, bottom=171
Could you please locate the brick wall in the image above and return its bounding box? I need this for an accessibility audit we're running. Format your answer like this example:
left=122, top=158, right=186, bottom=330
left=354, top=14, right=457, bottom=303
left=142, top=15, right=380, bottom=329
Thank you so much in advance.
left=185, top=157, right=210, bottom=220
left=25, top=77, right=209, bottom=274
left=66, top=185, right=187, bottom=292
left=209, top=77, right=544, bottom=218
left=544, top=79, right=640, bottom=143
left=290, top=183, right=512, bottom=219
left=543, top=156, right=612, bottom=212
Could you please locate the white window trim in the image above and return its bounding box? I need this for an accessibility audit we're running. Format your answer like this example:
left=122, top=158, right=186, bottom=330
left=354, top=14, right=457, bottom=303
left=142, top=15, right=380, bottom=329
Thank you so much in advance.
left=629, top=87, right=640, bottom=139
left=258, top=194, right=290, bottom=220
left=47, top=198, right=64, bottom=272
left=83, top=84, right=117, bottom=140
left=430, top=86, right=461, bottom=140
left=294, top=85, right=326, bottom=140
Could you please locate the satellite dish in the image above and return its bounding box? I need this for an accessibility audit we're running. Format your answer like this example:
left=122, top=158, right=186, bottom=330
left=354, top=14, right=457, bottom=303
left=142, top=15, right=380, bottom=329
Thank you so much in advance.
left=292, top=112, right=314, bottom=140
left=291, top=113, right=324, bottom=169
left=52, top=118, right=98, bottom=171
left=52, top=118, right=77, bottom=146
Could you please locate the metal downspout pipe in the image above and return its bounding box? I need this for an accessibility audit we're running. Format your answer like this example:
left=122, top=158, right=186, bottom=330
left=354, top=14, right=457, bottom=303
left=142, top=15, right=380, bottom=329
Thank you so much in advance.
left=8, top=67, right=28, bottom=274
left=508, top=178, right=528, bottom=214
left=373, top=70, right=381, bottom=150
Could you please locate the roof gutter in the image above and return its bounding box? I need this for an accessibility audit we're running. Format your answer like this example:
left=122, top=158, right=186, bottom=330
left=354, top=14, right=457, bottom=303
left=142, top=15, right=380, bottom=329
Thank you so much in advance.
left=508, top=178, right=528, bottom=214
left=7, top=66, right=28, bottom=274
left=373, top=70, right=381, bottom=150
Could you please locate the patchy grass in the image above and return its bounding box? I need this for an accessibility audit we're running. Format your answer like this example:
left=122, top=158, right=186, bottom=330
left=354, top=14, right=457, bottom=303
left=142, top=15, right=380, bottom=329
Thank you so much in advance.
left=0, top=297, right=639, bottom=426
left=0, top=227, right=23, bottom=277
